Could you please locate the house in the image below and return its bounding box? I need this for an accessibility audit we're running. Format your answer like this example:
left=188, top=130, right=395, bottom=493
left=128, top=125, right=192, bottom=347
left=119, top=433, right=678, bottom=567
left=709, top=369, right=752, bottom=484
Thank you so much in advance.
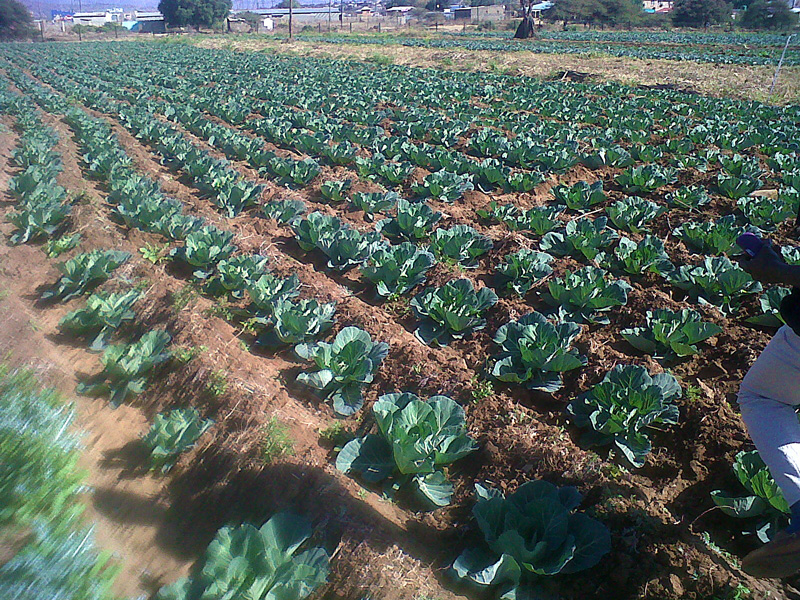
left=122, top=11, right=166, bottom=33
left=73, top=11, right=112, bottom=26
left=453, top=5, right=505, bottom=21
left=642, top=0, right=673, bottom=12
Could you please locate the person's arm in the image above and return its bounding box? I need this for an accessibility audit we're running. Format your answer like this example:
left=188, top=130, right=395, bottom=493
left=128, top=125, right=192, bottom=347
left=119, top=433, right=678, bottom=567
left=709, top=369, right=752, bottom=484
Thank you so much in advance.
left=738, top=242, right=800, bottom=287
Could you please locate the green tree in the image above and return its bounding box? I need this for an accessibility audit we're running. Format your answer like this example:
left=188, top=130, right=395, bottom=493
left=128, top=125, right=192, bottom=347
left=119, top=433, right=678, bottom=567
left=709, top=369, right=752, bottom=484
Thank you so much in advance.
left=741, top=0, right=798, bottom=29
left=276, top=0, right=300, bottom=7
left=0, top=0, right=34, bottom=39
left=547, top=0, right=607, bottom=26
left=158, top=0, right=232, bottom=29
left=239, top=10, right=261, bottom=30
left=600, top=0, right=643, bottom=26
left=672, top=0, right=731, bottom=27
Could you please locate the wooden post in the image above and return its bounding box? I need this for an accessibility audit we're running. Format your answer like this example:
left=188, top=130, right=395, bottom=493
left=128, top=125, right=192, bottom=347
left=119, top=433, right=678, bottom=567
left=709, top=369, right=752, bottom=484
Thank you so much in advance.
left=770, top=35, right=794, bottom=95
left=289, top=1, right=293, bottom=39
left=40, top=20, right=45, bottom=42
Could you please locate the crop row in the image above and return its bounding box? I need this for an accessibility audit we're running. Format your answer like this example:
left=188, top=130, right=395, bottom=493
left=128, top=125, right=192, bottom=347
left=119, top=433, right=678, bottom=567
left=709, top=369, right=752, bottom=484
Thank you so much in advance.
left=293, top=32, right=800, bottom=66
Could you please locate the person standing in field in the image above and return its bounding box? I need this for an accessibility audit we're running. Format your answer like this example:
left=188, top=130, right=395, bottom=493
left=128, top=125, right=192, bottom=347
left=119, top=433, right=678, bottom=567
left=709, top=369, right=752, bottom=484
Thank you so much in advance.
left=737, top=237, right=800, bottom=578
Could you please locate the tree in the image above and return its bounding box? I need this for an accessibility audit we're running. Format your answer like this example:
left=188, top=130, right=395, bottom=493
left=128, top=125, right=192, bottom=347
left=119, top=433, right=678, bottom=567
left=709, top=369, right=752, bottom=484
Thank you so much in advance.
left=672, top=0, right=731, bottom=27
left=546, top=0, right=607, bottom=27
left=741, top=0, right=798, bottom=29
left=158, top=0, right=232, bottom=29
left=239, top=10, right=261, bottom=31
left=0, top=0, right=34, bottom=40
left=600, top=0, right=643, bottom=26
left=276, top=0, right=300, bottom=7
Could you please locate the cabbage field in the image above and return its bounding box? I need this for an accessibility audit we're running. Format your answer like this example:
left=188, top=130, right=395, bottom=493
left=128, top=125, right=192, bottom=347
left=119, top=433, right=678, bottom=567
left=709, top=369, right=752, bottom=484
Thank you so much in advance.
left=1, top=40, right=800, bottom=599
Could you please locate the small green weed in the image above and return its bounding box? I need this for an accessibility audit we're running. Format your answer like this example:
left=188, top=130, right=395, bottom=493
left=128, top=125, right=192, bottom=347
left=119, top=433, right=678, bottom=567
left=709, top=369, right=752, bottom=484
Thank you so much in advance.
left=139, top=242, right=171, bottom=265
left=45, top=233, right=81, bottom=258
left=470, top=375, right=495, bottom=401
left=318, top=421, right=352, bottom=447
left=439, top=56, right=454, bottom=67
left=357, top=488, right=368, bottom=499
left=700, top=531, right=741, bottom=571
left=204, top=299, right=235, bottom=321
left=173, top=345, right=207, bottom=365
left=171, top=284, right=199, bottom=311
left=0, top=289, right=8, bottom=302
left=366, top=52, right=393, bottom=66
left=262, top=417, right=294, bottom=464
left=205, top=369, right=229, bottom=398
left=686, top=385, right=703, bottom=402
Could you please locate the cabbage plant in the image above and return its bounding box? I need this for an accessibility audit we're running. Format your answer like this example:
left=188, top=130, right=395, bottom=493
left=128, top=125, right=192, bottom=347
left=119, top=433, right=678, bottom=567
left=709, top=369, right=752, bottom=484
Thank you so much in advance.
left=262, top=198, right=306, bottom=224
left=606, top=196, right=666, bottom=233
left=545, top=266, right=631, bottom=324
left=7, top=200, right=71, bottom=245
left=205, top=254, right=269, bottom=298
left=615, top=164, right=675, bottom=193
left=621, top=308, right=722, bottom=362
left=256, top=298, right=336, bottom=348
left=430, top=225, right=493, bottom=268
left=41, top=249, right=131, bottom=302
left=317, top=227, right=383, bottom=271
left=738, top=192, right=798, bottom=231
left=747, top=287, right=791, bottom=328
left=349, top=191, right=398, bottom=221
left=551, top=180, right=605, bottom=212
left=142, top=408, right=213, bottom=472
left=58, top=289, right=142, bottom=351
left=376, top=199, right=442, bottom=242
left=170, top=226, right=237, bottom=279
left=607, top=235, right=674, bottom=277
left=77, top=330, right=172, bottom=407
left=361, top=242, right=435, bottom=300
left=411, top=279, right=498, bottom=346
left=246, top=273, right=302, bottom=319
left=672, top=215, right=751, bottom=255
left=155, top=512, right=329, bottom=600
left=295, top=326, right=388, bottom=416
left=494, top=249, right=553, bottom=296
left=319, top=179, right=351, bottom=203
left=540, top=217, right=619, bottom=263
left=717, top=173, right=761, bottom=200
left=567, top=365, right=681, bottom=467
left=412, top=170, right=474, bottom=203
left=667, top=186, right=711, bottom=211
left=336, top=392, right=477, bottom=507
left=711, top=450, right=789, bottom=543
left=490, top=312, right=586, bottom=392
left=453, top=481, right=611, bottom=597
left=293, top=212, right=345, bottom=251
left=668, top=256, right=761, bottom=315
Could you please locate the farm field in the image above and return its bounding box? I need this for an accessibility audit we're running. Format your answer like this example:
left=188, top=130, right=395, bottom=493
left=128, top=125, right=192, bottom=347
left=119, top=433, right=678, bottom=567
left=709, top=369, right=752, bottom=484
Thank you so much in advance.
left=1, top=39, right=800, bottom=600
left=192, top=33, right=800, bottom=105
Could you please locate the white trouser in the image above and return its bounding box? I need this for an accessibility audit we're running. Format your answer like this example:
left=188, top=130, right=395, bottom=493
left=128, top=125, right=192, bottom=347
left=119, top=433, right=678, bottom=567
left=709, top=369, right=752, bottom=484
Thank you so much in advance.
left=739, top=325, right=800, bottom=507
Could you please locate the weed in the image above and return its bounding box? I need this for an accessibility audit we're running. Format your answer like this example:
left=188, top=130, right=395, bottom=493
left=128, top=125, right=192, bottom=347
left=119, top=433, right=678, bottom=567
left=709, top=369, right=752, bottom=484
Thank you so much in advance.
left=133, top=278, right=151, bottom=291
left=439, top=56, right=454, bottom=67
left=411, top=363, right=424, bottom=375
left=700, top=531, right=742, bottom=571
left=686, top=385, right=703, bottom=402
left=28, top=319, right=40, bottom=332
left=357, top=488, right=368, bottom=499
left=470, top=375, right=495, bottom=401
left=385, top=297, right=412, bottom=318
left=45, top=233, right=81, bottom=258
left=171, top=284, right=199, bottom=311
left=139, top=242, right=170, bottom=265
left=602, top=463, right=626, bottom=481
left=205, top=369, right=229, bottom=398
left=366, top=52, right=393, bottom=66
left=238, top=339, right=250, bottom=353
left=318, top=421, right=352, bottom=447
left=261, top=417, right=294, bottom=464
left=173, top=345, right=207, bottom=365
left=0, top=289, right=8, bottom=302
left=204, top=298, right=235, bottom=321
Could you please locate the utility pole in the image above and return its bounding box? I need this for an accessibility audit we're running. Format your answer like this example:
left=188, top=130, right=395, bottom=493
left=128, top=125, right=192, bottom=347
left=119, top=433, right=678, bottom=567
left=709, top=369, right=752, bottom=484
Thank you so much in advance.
left=288, top=0, right=293, bottom=39
left=770, top=34, right=794, bottom=95
left=328, top=0, right=331, bottom=31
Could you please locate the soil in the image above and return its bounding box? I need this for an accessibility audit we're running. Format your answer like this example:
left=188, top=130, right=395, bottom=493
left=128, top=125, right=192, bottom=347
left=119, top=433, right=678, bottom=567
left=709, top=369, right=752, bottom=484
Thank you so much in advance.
left=2, top=41, right=800, bottom=600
